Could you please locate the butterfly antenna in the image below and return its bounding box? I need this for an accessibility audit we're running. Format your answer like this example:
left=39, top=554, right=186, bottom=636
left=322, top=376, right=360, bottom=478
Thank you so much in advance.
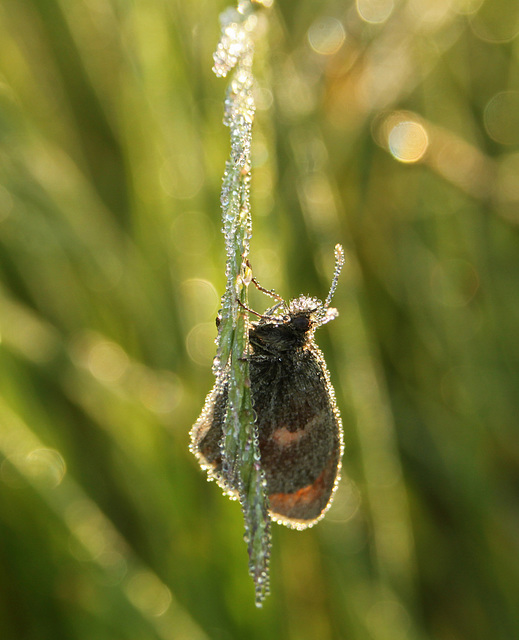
left=323, top=244, right=345, bottom=310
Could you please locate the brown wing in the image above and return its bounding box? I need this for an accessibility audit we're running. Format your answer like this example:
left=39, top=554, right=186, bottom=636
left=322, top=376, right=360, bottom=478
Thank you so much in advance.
left=250, top=346, right=343, bottom=527
left=189, top=380, right=234, bottom=495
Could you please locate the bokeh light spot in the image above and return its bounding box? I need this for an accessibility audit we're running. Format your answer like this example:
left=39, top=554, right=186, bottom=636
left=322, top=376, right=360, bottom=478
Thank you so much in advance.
left=484, top=91, right=519, bottom=146
left=125, top=571, right=172, bottom=617
left=1, top=301, right=60, bottom=364
left=254, top=86, right=273, bottom=111
left=388, top=121, right=429, bottom=163
left=66, top=500, right=108, bottom=561
left=1, top=449, right=67, bottom=489
left=252, top=136, right=269, bottom=168
left=326, top=479, right=362, bottom=524
left=356, top=0, right=394, bottom=24
left=26, top=448, right=67, bottom=488
left=96, top=550, right=128, bottom=586
left=430, top=259, right=479, bottom=307
left=159, top=155, right=205, bottom=199
left=180, top=278, right=219, bottom=323
left=307, top=17, right=345, bottom=56
left=87, top=340, right=130, bottom=383
left=186, top=322, right=217, bottom=366
left=129, top=366, right=183, bottom=415
left=366, top=599, right=411, bottom=639
left=470, top=0, right=519, bottom=43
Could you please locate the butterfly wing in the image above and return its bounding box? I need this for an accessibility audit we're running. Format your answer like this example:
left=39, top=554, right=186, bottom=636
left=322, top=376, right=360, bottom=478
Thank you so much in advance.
left=250, top=345, right=343, bottom=528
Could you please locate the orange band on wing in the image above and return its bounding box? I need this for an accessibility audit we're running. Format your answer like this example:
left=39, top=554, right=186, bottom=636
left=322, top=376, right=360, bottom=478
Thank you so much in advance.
left=271, top=426, right=306, bottom=446
left=268, top=466, right=329, bottom=519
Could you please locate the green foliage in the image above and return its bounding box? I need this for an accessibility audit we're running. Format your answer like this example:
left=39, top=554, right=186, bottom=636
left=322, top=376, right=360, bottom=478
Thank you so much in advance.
left=1, top=0, right=519, bottom=639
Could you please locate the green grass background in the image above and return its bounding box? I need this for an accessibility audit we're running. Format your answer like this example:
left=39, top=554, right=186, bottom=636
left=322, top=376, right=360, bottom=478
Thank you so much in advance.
left=1, top=1, right=519, bottom=638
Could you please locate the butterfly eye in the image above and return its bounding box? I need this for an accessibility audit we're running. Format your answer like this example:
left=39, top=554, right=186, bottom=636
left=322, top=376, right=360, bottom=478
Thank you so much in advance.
left=291, top=315, right=311, bottom=332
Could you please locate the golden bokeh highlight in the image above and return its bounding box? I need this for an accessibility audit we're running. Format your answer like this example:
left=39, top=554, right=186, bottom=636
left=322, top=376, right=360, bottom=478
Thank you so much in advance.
left=388, top=121, right=428, bottom=163
left=69, top=330, right=184, bottom=415
left=87, top=340, right=130, bottom=383
left=366, top=599, right=411, bottom=640
left=1, top=448, right=67, bottom=490
left=179, top=278, right=219, bottom=323
left=186, top=322, right=218, bottom=366
left=307, top=17, right=346, bottom=56
left=25, top=448, right=67, bottom=488
left=356, top=0, right=394, bottom=24
left=125, top=571, right=172, bottom=618
left=127, top=365, right=183, bottom=415
left=376, top=112, right=430, bottom=163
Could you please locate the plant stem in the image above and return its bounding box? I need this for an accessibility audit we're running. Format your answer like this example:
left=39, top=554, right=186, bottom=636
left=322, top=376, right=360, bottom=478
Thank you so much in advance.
left=212, top=0, right=272, bottom=606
